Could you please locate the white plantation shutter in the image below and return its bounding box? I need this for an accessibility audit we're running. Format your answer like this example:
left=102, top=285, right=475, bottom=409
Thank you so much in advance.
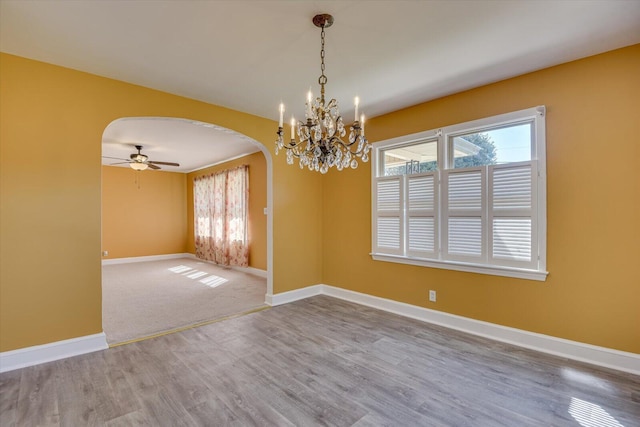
left=489, top=161, right=538, bottom=269
left=374, top=176, right=404, bottom=255
left=492, top=219, right=531, bottom=260
left=370, top=106, right=547, bottom=280
left=407, top=173, right=437, bottom=257
left=448, top=217, right=482, bottom=256
left=442, top=168, right=486, bottom=262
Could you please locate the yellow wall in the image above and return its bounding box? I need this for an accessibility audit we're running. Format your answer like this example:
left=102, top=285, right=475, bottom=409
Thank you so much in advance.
left=2, top=45, right=637, bottom=356
left=0, top=53, right=323, bottom=352
left=101, top=166, right=187, bottom=258
left=101, top=151, right=267, bottom=268
left=322, top=44, right=640, bottom=354
left=186, top=152, right=268, bottom=270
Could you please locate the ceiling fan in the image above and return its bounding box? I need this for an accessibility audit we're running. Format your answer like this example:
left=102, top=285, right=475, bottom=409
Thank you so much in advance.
left=103, top=145, right=180, bottom=171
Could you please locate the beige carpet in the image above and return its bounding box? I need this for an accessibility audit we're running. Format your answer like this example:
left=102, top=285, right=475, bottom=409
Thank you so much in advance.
left=102, top=258, right=267, bottom=344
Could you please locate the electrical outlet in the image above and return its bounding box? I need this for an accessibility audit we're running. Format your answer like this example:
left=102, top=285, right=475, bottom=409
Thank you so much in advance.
left=102, top=251, right=109, bottom=257
left=429, top=290, right=436, bottom=302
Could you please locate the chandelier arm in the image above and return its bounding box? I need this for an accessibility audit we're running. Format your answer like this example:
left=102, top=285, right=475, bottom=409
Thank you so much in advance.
left=327, top=136, right=349, bottom=148
left=283, top=140, right=311, bottom=151
left=284, top=140, right=318, bottom=156
left=329, top=134, right=366, bottom=151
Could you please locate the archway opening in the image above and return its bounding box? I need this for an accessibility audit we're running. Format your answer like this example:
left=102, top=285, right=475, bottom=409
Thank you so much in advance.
left=100, top=117, right=273, bottom=345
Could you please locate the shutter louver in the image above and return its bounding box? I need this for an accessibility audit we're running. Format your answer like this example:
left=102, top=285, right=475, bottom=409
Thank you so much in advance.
left=377, top=179, right=401, bottom=211
left=448, top=171, right=482, bottom=210
left=374, top=176, right=403, bottom=255
left=443, top=168, right=485, bottom=262
left=489, top=162, right=537, bottom=269
left=407, top=173, right=437, bottom=257
left=408, top=175, right=435, bottom=210
left=493, top=166, right=531, bottom=210
left=493, top=218, right=532, bottom=261
left=378, top=217, right=401, bottom=249
left=448, top=217, right=483, bottom=256
left=408, top=217, right=435, bottom=253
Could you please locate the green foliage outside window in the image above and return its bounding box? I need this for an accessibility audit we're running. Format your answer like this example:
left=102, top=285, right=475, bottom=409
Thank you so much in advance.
left=453, top=132, right=497, bottom=169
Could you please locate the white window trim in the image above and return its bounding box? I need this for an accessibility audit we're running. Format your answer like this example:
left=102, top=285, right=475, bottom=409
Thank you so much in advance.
left=371, top=106, right=548, bottom=282
left=370, top=252, right=548, bottom=281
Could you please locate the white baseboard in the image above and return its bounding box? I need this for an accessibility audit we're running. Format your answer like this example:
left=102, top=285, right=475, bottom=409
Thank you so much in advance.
left=0, top=333, right=108, bottom=373
left=113, top=253, right=269, bottom=278
left=230, top=265, right=268, bottom=278
left=265, top=284, right=323, bottom=306
left=270, top=284, right=640, bottom=376
left=102, top=253, right=193, bottom=265
left=7, top=286, right=637, bottom=375
left=193, top=255, right=268, bottom=278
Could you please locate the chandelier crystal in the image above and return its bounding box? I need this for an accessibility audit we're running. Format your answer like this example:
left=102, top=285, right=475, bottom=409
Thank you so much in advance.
left=276, top=14, right=371, bottom=174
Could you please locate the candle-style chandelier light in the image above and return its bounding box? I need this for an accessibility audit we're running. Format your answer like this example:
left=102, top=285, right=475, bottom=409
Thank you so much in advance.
left=276, top=14, right=371, bottom=174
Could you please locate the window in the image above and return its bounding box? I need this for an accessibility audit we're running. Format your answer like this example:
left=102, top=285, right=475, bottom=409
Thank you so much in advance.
left=382, top=139, right=438, bottom=176
left=194, top=165, right=249, bottom=267
left=372, top=106, right=547, bottom=281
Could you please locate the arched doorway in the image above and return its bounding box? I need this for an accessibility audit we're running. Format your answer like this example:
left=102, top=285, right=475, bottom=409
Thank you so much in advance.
left=100, top=117, right=273, bottom=345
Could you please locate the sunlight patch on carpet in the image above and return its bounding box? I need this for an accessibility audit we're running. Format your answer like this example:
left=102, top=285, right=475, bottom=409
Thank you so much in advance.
left=169, top=265, right=191, bottom=273
left=187, top=271, right=208, bottom=279
left=169, top=264, right=229, bottom=288
left=199, top=275, right=228, bottom=288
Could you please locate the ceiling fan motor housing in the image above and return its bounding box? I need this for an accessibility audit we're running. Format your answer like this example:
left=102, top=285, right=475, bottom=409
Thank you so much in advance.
left=131, top=153, right=148, bottom=162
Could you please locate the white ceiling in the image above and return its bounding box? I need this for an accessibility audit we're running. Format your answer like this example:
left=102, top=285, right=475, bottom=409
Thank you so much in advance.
left=2, top=0, right=639, bottom=172
left=102, top=118, right=262, bottom=173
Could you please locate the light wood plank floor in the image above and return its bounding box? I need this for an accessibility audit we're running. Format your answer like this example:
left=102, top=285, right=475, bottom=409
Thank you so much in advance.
left=1, top=296, right=639, bottom=426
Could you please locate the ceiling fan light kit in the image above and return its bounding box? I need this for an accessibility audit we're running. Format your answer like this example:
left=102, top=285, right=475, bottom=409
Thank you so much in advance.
left=275, top=14, right=371, bottom=174
left=129, top=146, right=150, bottom=170
left=129, top=162, right=148, bottom=171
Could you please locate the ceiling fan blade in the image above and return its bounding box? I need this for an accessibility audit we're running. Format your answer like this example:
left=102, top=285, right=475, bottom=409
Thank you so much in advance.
left=147, top=163, right=161, bottom=170
left=109, top=161, right=131, bottom=165
left=102, top=156, right=129, bottom=161
left=148, top=161, right=180, bottom=167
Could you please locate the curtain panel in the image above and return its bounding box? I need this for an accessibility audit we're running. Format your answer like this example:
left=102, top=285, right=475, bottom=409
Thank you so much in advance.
left=194, top=165, right=249, bottom=266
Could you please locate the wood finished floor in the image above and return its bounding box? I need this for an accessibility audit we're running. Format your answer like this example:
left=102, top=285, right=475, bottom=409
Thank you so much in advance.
left=1, top=296, right=639, bottom=426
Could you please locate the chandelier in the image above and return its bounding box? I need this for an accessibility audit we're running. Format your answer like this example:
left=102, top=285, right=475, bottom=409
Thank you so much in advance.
left=275, top=14, right=371, bottom=174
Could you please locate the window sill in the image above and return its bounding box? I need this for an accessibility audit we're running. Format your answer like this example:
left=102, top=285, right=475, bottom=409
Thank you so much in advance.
left=370, top=253, right=548, bottom=282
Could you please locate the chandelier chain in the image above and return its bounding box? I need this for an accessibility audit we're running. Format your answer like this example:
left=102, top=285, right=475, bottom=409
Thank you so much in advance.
left=319, top=24, right=327, bottom=100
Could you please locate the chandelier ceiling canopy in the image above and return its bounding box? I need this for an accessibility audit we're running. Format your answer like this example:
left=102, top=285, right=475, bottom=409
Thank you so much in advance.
left=275, top=14, right=371, bottom=174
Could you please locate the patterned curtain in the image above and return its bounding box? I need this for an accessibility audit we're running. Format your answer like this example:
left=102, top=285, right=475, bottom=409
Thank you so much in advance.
left=194, top=165, right=249, bottom=266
